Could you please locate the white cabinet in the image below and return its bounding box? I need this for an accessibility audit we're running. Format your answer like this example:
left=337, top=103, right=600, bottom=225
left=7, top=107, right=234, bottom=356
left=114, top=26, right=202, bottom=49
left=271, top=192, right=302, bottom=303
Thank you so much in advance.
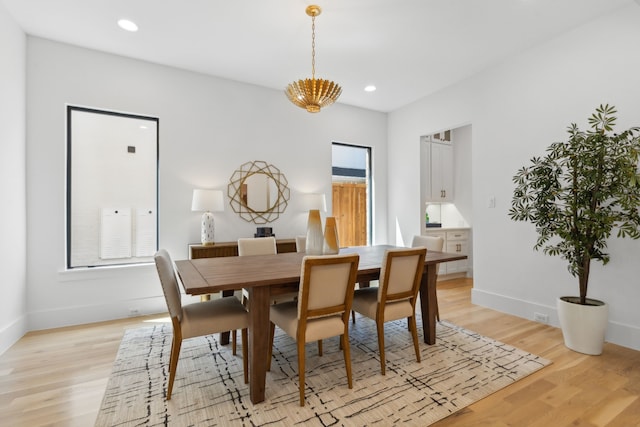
left=430, top=142, right=454, bottom=202
left=421, top=135, right=454, bottom=203
left=443, top=230, right=468, bottom=274
left=423, top=228, right=469, bottom=278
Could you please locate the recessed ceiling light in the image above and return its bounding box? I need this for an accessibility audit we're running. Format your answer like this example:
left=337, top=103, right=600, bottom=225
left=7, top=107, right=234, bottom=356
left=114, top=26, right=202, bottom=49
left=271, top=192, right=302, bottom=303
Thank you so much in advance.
left=364, top=85, right=376, bottom=92
left=117, top=19, right=138, bottom=32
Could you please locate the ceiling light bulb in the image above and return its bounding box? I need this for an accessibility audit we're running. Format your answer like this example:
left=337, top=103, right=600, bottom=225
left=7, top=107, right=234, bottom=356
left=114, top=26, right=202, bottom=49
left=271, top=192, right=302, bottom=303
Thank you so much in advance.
left=117, top=19, right=138, bottom=32
left=364, top=85, right=377, bottom=92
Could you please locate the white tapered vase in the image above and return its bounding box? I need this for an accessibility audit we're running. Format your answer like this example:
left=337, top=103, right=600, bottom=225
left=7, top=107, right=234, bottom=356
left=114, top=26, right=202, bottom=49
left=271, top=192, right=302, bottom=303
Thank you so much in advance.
left=323, top=216, right=339, bottom=254
left=305, top=209, right=324, bottom=255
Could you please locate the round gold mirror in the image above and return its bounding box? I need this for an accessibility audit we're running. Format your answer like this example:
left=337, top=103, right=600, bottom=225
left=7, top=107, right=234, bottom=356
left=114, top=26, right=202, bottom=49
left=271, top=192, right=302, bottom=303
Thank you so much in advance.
left=228, top=160, right=290, bottom=224
left=241, top=173, right=278, bottom=212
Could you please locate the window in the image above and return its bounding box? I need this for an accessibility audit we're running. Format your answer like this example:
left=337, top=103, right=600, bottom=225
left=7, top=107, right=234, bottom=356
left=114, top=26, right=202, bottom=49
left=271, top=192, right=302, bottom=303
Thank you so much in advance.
left=331, top=143, right=372, bottom=246
left=66, top=106, right=159, bottom=268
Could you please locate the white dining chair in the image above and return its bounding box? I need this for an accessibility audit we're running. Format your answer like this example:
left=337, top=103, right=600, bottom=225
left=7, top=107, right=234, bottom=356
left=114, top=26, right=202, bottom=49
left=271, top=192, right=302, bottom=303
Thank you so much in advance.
left=411, top=234, right=444, bottom=320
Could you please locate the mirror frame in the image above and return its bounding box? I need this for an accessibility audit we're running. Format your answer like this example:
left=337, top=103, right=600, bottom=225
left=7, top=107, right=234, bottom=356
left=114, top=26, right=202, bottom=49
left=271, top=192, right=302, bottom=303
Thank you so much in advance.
left=228, top=160, right=290, bottom=224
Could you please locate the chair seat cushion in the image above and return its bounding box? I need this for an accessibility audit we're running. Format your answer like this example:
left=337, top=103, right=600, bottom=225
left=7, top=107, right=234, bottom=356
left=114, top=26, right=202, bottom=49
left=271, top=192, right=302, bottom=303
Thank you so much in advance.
left=182, top=296, right=249, bottom=339
left=352, top=287, right=413, bottom=322
left=270, top=301, right=345, bottom=343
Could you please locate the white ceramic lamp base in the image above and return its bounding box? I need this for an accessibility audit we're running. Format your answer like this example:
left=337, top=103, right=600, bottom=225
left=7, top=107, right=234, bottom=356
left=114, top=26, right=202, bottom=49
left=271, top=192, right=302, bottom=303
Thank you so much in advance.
left=201, top=211, right=215, bottom=246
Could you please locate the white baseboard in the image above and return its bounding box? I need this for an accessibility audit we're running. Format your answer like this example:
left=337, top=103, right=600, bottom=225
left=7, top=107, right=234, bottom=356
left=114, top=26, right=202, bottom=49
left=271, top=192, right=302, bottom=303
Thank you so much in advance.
left=27, top=296, right=168, bottom=332
left=0, top=314, right=28, bottom=356
left=471, top=288, right=640, bottom=351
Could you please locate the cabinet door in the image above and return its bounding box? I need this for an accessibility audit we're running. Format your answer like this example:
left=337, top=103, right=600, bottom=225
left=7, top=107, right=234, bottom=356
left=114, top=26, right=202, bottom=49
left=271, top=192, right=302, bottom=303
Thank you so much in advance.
left=430, top=142, right=454, bottom=202
left=444, top=240, right=468, bottom=274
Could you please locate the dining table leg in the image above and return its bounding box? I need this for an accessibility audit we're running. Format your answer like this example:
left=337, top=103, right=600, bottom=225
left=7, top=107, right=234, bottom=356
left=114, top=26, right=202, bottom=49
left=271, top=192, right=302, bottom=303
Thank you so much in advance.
left=247, top=286, right=270, bottom=404
left=418, top=264, right=438, bottom=345
left=219, top=289, right=235, bottom=345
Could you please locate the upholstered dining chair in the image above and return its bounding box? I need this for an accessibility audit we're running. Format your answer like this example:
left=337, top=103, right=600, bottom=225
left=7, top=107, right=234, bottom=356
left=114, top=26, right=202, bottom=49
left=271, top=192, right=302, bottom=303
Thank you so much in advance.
left=351, top=247, right=426, bottom=375
left=267, top=253, right=360, bottom=406
left=234, top=237, right=299, bottom=353
left=238, top=237, right=299, bottom=305
left=154, top=249, right=249, bottom=400
left=411, top=234, right=444, bottom=320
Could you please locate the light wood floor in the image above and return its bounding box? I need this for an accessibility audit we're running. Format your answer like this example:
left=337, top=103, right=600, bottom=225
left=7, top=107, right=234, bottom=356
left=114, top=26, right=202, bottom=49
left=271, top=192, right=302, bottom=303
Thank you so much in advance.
left=1, top=278, right=639, bottom=426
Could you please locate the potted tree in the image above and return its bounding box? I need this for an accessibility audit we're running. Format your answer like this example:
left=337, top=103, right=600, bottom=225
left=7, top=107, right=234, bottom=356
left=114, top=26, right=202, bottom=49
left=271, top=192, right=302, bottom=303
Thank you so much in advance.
left=509, top=105, right=640, bottom=355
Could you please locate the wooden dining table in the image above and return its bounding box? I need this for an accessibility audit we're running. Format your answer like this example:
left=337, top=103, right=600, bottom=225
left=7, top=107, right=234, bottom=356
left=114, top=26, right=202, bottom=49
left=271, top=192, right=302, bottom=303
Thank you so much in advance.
left=174, top=244, right=467, bottom=404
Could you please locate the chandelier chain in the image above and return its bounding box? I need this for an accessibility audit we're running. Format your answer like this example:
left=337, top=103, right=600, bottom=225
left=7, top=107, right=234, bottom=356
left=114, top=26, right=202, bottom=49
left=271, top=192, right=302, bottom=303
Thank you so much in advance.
left=311, top=15, right=316, bottom=79
left=285, top=4, right=341, bottom=113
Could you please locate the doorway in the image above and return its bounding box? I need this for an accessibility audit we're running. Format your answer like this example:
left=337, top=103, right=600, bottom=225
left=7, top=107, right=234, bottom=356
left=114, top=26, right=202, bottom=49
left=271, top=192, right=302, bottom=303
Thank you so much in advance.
left=331, top=143, right=371, bottom=247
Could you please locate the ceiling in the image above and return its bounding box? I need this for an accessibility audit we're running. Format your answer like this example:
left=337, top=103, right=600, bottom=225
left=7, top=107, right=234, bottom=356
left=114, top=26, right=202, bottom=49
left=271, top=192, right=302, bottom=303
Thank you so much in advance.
left=3, top=0, right=633, bottom=112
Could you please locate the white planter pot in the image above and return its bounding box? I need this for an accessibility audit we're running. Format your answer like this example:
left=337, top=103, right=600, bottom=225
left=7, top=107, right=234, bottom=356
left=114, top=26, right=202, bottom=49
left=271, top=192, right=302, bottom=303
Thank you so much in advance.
left=556, top=296, right=608, bottom=355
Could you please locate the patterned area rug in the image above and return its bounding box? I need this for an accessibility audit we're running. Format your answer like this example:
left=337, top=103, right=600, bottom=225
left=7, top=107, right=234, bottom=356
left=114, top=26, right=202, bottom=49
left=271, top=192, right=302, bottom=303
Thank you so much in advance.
left=96, top=317, right=550, bottom=426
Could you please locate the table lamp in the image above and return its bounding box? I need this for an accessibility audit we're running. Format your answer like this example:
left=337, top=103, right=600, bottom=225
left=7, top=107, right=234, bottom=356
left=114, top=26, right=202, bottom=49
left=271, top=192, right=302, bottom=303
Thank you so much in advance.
left=191, top=189, right=224, bottom=245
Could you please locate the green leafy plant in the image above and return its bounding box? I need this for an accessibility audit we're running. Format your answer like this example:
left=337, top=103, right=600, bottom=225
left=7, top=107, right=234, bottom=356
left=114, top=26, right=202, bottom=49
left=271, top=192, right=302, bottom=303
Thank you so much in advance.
left=510, top=105, right=640, bottom=305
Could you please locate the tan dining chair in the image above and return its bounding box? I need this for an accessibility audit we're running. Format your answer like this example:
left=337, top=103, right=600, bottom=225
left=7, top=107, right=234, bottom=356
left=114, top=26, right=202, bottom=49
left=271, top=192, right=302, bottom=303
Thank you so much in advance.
left=295, top=235, right=306, bottom=253
left=411, top=234, right=444, bottom=320
left=351, top=247, right=426, bottom=375
left=234, top=237, right=298, bottom=353
left=267, top=253, right=359, bottom=406
left=154, top=249, right=249, bottom=400
left=238, top=236, right=299, bottom=305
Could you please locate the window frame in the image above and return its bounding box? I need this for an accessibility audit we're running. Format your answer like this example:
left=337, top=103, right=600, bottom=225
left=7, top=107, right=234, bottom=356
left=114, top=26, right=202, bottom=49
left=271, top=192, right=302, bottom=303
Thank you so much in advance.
left=66, top=105, right=159, bottom=269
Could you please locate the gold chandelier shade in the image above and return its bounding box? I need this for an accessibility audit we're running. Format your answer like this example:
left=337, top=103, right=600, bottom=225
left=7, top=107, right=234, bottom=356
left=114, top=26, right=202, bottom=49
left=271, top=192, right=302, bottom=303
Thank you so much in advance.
left=285, top=78, right=342, bottom=113
left=286, top=5, right=341, bottom=113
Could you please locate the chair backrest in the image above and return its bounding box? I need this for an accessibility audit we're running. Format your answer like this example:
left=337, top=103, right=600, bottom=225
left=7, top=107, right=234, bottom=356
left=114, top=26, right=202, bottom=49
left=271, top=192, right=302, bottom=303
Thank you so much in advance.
left=298, top=254, right=359, bottom=321
left=411, top=235, right=444, bottom=252
left=295, top=235, right=306, bottom=253
left=378, top=247, right=427, bottom=305
left=238, top=236, right=277, bottom=256
left=154, top=249, right=183, bottom=321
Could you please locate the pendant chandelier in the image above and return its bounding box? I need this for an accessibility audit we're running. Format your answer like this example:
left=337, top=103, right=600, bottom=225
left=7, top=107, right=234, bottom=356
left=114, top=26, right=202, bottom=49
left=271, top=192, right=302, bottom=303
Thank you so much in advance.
left=285, top=5, right=342, bottom=113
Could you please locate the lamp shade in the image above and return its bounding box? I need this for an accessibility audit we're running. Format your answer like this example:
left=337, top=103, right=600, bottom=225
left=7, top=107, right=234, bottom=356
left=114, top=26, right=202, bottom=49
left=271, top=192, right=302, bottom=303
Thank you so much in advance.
left=301, top=193, right=327, bottom=212
left=191, top=189, right=224, bottom=212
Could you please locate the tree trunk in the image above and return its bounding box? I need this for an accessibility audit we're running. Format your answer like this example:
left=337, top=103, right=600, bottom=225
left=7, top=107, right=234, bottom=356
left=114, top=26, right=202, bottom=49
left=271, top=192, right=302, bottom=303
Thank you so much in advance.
left=579, top=257, right=590, bottom=305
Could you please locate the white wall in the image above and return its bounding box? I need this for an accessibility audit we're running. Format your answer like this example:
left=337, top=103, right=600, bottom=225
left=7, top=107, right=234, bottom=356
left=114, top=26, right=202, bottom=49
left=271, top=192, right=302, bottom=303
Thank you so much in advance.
left=23, top=37, right=388, bottom=331
left=388, top=4, right=640, bottom=350
left=0, top=4, right=27, bottom=354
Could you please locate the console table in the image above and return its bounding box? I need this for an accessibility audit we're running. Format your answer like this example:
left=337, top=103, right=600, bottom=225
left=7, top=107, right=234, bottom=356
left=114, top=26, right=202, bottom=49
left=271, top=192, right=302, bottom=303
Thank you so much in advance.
left=189, top=238, right=297, bottom=259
